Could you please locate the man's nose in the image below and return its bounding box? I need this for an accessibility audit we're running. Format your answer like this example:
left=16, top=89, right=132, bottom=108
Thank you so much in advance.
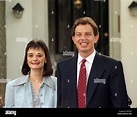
left=81, top=34, right=87, bottom=39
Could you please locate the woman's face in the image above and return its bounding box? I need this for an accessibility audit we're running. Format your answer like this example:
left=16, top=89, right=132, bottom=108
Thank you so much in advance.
left=27, top=47, right=46, bottom=70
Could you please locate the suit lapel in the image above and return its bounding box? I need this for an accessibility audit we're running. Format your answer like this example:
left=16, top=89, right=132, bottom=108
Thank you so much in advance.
left=86, top=53, right=105, bottom=105
left=66, top=57, right=78, bottom=107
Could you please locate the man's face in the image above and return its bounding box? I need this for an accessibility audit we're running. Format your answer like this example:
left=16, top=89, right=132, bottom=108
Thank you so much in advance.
left=72, top=24, right=99, bottom=56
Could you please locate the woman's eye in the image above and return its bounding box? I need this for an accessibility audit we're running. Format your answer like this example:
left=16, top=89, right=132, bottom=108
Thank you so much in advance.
left=27, top=54, right=43, bottom=58
left=28, top=54, right=33, bottom=57
left=37, top=55, right=43, bottom=58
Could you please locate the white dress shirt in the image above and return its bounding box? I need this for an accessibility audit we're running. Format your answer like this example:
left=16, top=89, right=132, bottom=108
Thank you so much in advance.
left=77, top=50, right=96, bottom=86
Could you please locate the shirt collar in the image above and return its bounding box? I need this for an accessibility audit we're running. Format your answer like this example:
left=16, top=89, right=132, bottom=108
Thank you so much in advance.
left=78, top=50, right=96, bottom=65
left=13, top=75, right=56, bottom=90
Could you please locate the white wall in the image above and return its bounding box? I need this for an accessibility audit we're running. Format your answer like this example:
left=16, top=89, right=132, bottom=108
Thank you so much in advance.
left=109, top=0, right=121, bottom=60
left=109, top=0, right=137, bottom=108
left=120, top=0, right=137, bottom=108
left=6, top=0, right=32, bottom=80
left=6, top=0, right=48, bottom=80
left=32, top=0, right=49, bottom=47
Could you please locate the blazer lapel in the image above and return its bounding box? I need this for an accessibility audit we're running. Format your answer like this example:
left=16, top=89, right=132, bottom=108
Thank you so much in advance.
left=86, top=53, right=105, bottom=106
left=66, top=57, right=78, bottom=107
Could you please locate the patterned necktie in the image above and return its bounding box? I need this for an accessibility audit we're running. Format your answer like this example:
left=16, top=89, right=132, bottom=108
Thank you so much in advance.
left=78, top=59, right=87, bottom=108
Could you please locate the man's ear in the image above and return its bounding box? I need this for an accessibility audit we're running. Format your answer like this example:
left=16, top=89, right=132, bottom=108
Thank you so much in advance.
left=72, top=36, right=76, bottom=44
left=94, top=35, right=99, bottom=43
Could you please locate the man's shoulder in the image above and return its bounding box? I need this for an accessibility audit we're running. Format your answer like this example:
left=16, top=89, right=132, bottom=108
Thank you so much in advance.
left=96, top=52, right=120, bottom=62
left=57, top=56, right=76, bottom=64
left=95, top=52, right=123, bottom=69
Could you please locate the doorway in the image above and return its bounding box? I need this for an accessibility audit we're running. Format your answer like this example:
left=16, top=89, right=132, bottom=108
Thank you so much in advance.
left=48, top=0, right=109, bottom=71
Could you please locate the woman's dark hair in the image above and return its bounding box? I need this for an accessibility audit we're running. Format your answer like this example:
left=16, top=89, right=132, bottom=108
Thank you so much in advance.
left=21, top=39, right=53, bottom=76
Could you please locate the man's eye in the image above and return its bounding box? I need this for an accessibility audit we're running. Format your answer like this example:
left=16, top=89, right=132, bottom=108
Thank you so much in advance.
left=76, top=33, right=81, bottom=37
left=85, top=33, right=91, bottom=36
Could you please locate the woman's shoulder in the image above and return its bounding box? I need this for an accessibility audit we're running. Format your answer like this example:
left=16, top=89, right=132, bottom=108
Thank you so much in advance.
left=44, top=75, right=57, bottom=90
left=6, top=75, right=29, bottom=87
left=46, top=75, right=57, bottom=83
left=50, top=75, right=57, bottom=81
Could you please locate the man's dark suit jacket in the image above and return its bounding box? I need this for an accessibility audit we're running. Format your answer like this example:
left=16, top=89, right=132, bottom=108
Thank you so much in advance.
left=56, top=52, right=129, bottom=108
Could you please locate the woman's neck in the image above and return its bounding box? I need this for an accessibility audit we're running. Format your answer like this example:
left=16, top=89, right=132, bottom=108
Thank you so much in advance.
left=29, top=69, right=43, bottom=83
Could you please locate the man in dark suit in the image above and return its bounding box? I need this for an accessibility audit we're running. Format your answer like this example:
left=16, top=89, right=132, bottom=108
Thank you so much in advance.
left=56, top=17, right=129, bottom=108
